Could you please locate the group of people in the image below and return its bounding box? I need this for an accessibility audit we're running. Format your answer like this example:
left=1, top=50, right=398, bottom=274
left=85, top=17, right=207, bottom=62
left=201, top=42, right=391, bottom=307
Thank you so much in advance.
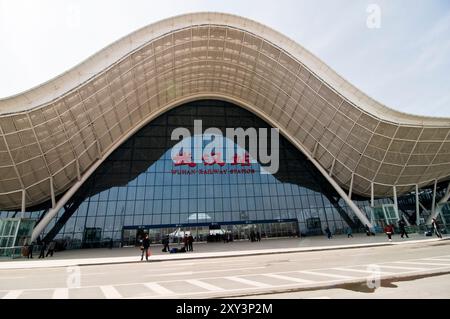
left=22, top=240, right=56, bottom=259
left=249, top=230, right=261, bottom=242
left=140, top=233, right=196, bottom=261
left=324, top=217, right=444, bottom=242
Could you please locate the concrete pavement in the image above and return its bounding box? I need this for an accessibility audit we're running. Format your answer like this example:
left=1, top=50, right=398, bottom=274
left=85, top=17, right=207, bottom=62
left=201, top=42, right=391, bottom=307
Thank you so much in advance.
left=1, top=233, right=448, bottom=270
left=1, top=238, right=450, bottom=299
left=0, top=233, right=448, bottom=270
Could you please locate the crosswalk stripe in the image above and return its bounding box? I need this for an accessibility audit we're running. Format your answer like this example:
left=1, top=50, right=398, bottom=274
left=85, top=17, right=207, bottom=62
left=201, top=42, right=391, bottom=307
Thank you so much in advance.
left=2, top=290, right=22, bottom=299
left=144, top=282, right=174, bottom=296
left=225, top=276, right=272, bottom=288
left=264, top=273, right=314, bottom=284
left=186, top=279, right=225, bottom=292
left=378, top=265, right=426, bottom=271
left=52, top=288, right=68, bottom=299
left=298, top=271, right=355, bottom=279
left=424, top=258, right=450, bottom=262
left=100, top=285, right=122, bottom=299
left=394, top=261, right=450, bottom=266
left=333, top=268, right=393, bottom=275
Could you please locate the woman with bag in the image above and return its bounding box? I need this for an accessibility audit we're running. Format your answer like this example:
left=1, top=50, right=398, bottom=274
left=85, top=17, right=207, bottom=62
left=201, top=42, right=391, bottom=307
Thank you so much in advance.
left=140, top=234, right=151, bottom=261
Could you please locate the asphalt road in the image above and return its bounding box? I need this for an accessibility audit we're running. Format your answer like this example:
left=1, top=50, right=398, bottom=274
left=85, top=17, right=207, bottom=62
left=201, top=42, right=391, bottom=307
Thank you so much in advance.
left=1, top=240, right=450, bottom=299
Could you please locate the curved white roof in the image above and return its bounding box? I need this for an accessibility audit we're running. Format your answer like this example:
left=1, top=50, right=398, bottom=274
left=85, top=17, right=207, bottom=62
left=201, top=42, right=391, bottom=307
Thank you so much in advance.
left=0, top=12, right=449, bottom=210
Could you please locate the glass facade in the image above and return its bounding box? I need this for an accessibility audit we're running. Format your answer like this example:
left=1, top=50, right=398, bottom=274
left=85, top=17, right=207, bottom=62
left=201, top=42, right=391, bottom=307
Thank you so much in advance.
left=4, top=99, right=443, bottom=249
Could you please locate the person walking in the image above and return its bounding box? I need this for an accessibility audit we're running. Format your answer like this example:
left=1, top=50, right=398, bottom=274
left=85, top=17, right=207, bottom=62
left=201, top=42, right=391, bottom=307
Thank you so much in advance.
left=140, top=234, right=151, bottom=261
left=256, top=231, right=261, bottom=242
left=325, top=226, right=332, bottom=239
left=431, top=218, right=442, bottom=238
left=188, top=234, right=194, bottom=252
left=398, top=220, right=409, bottom=239
left=384, top=224, right=394, bottom=242
left=162, top=235, right=170, bottom=252
left=46, top=241, right=56, bottom=257
left=346, top=227, right=353, bottom=238
left=183, top=234, right=188, bottom=251
left=38, top=241, right=47, bottom=259
left=26, top=242, right=34, bottom=259
left=364, top=224, right=375, bottom=236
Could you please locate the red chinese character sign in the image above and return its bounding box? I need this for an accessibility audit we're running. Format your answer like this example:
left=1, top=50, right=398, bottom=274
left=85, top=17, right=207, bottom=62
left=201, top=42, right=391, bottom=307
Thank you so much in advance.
left=170, top=120, right=280, bottom=175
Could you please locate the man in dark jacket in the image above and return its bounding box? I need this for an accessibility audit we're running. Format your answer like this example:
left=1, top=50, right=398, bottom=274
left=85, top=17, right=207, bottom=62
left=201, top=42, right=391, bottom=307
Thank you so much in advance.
left=398, top=220, right=409, bottom=238
left=188, top=234, right=194, bottom=252
left=140, top=234, right=151, bottom=261
left=162, top=235, right=170, bottom=252
left=38, top=241, right=47, bottom=259
left=46, top=241, right=56, bottom=257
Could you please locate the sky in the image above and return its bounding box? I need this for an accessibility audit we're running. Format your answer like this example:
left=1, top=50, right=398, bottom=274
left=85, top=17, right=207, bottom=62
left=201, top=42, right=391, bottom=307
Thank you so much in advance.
left=0, top=0, right=449, bottom=117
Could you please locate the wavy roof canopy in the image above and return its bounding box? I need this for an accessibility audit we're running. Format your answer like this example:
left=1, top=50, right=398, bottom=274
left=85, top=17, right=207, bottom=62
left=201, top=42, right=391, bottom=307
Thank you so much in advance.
left=0, top=12, right=449, bottom=210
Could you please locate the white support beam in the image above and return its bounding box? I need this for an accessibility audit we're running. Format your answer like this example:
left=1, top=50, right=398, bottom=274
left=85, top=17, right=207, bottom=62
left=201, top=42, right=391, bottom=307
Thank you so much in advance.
left=370, top=182, right=374, bottom=208
left=348, top=173, right=354, bottom=199
left=96, top=140, right=102, bottom=159
left=426, top=181, right=450, bottom=225
left=50, top=177, right=56, bottom=209
left=393, top=185, right=399, bottom=220
left=431, top=179, right=437, bottom=216
left=415, top=184, right=420, bottom=225
left=21, top=190, right=26, bottom=216
left=329, top=158, right=336, bottom=177
left=76, top=160, right=81, bottom=181
left=312, top=142, right=318, bottom=159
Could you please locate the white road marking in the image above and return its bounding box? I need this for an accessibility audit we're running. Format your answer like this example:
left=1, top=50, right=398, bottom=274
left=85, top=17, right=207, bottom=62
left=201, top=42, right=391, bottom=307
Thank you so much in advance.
left=145, top=266, right=266, bottom=277
left=144, top=282, right=175, bottom=296
left=333, top=268, right=393, bottom=275
left=225, top=276, right=272, bottom=288
left=100, top=285, right=122, bottom=299
left=186, top=279, right=226, bottom=292
left=264, top=273, right=314, bottom=284
left=298, top=270, right=356, bottom=279
left=394, top=261, right=450, bottom=266
left=2, top=290, right=22, bottom=299
left=0, top=276, right=26, bottom=280
left=378, top=265, right=426, bottom=271
left=424, top=258, right=450, bottom=262
left=52, top=288, right=68, bottom=299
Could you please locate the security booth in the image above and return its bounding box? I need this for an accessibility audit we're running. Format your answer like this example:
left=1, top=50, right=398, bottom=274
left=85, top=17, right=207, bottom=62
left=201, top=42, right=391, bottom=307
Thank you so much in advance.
left=371, top=204, right=399, bottom=232
left=0, top=218, right=36, bottom=258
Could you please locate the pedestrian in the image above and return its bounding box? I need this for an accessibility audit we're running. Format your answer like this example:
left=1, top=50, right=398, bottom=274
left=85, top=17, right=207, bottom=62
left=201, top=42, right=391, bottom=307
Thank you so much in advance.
left=398, top=220, right=409, bottom=239
left=384, top=224, right=394, bottom=242
left=162, top=235, right=170, bottom=252
left=431, top=218, right=442, bottom=238
left=108, top=238, right=113, bottom=249
left=46, top=241, right=56, bottom=257
left=364, top=224, right=375, bottom=236
left=325, top=226, right=332, bottom=239
left=140, top=234, right=151, bottom=261
left=250, top=230, right=255, bottom=242
left=346, top=227, right=353, bottom=238
left=188, top=234, right=194, bottom=252
left=38, top=241, right=47, bottom=259
left=183, top=234, right=188, bottom=251
left=256, top=231, right=261, bottom=242
left=28, top=242, right=34, bottom=259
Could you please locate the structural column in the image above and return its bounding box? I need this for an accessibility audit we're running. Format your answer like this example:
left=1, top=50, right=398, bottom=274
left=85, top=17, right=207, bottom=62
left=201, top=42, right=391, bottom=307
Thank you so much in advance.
left=415, top=184, right=420, bottom=226
left=393, top=185, right=399, bottom=220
